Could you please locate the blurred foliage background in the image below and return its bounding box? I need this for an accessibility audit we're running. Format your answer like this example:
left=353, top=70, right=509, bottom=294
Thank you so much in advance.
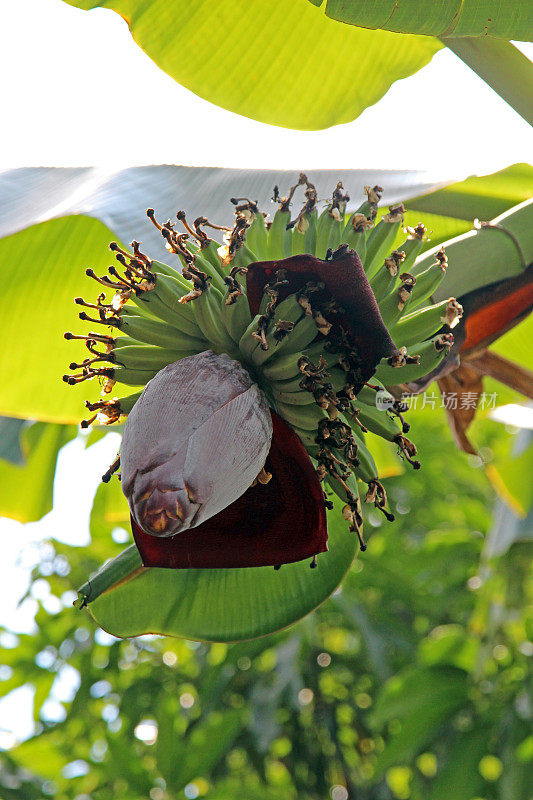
left=1, top=404, right=532, bottom=800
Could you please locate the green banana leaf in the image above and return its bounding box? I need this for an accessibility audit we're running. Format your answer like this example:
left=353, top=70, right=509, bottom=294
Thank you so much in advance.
left=0, top=422, right=76, bottom=522
left=82, top=496, right=357, bottom=642
left=60, top=1, right=532, bottom=128
left=369, top=665, right=469, bottom=776
left=311, top=0, right=533, bottom=38
left=427, top=723, right=491, bottom=800
left=60, top=0, right=440, bottom=129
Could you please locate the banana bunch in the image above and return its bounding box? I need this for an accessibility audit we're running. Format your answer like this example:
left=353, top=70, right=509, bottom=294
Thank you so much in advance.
left=64, top=175, right=459, bottom=557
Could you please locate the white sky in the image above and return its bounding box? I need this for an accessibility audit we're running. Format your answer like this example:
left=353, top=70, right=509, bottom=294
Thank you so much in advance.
left=0, top=0, right=532, bottom=747
left=0, top=0, right=532, bottom=174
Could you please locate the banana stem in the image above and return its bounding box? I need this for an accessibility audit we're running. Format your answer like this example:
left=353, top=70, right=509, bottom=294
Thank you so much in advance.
left=76, top=545, right=143, bottom=608
left=414, top=199, right=533, bottom=301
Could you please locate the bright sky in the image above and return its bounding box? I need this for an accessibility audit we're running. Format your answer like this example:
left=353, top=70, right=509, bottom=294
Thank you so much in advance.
left=0, top=0, right=532, bottom=748
left=0, top=0, right=531, bottom=175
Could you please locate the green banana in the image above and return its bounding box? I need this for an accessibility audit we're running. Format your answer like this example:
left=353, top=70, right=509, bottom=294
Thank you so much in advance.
left=116, top=391, right=143, bottom=414
left=116, top=313, right=207, bottom=350
left=220, top=291, right=253, bottom=345
left=276, top=311, right=320, bottom=351
left=341, top=196, right=376, bottom=257
left=271, top=294, right=306, bottom=325
left=344, top=229, right=367, bottom=262
left=191, top=287, right=236, bottom=351
left=409, top=253, right=448, bottom=308
left=272, top=387, right=316, bottom=406
left=316, top=206, right=344, bottom=258
left=267, top=209, right=292, bottom=259
left=369, top=251, right=405, bottom=302
left=326, top=470, right=360, bottom=506
left=105, top=366, right=159, bottom=387
left=244, top=213, right=269, bottom=261
left=290, top=217, right=309, bottom=256
left=300, top=342, right=342, bottom=369
left=395, top=225, right=426, bottom=273
left=262, top=344, right=339, bottom=383
left=341, top=191, right=376, bottom=242
left=253, top=310, right=320, bottom=367
left=261, top=350, right=304, bottom=382
left=325, top=216, right=344, bottom=255
left=237, top=244, right=259, bottom=270
left=363, top=205, right=404, bottom=278
left=200, top=240, right=228, bottom=282
left=146, top=258, right=191, bottom=287
left=238, top=315, right=264, bottom=363
left=110, top=335, right=146, bottom=350
left=390, top=298, right=462, bottom=346
left=351, top=441, right=379, bottom=484
left=111, top=345, right=198, bottom=371
left=352, top=404, right=401, bottom=441
left=246, top=293, right=308, bottom=367
left=192, top=251, right=226, bottom=294
left=377, top=274, right=416, bottom=328
left=289, top=426, right=320, bottom=454
left=253, top=293, right=307, bottom=359
left=117, top=301, right=159, bottom=321
left=316, top=207, right=335, bottom=258
left=275, top=399, right=328, bottom=431
left=334, top=428, right=378, bottom=484
left=128, top=275, right=200, bottom=332
left=353, top=383, right=392, bottom=408
left=303, top=210, right=318, bottom=256
left=374, top=334, right=454, bottom=385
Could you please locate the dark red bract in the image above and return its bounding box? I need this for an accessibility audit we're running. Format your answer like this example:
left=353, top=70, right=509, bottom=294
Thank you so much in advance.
left=246, top=248, right=399, bottom=379
left=131, top=412, right=328, bottom=569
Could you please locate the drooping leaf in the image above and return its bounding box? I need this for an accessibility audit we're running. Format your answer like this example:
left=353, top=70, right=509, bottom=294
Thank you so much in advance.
left=315, top=0, right=533, bottom=39
left=428, top=723, right=490, bottom=800
left=170, top=710, right=246, bottom=789
left=60, top=0, right=440, bottom=129
left=406, top=163, right=533, bottom=222
left=0, top=215, right=127, bottom=424
left=0, top=166, right=449, bottom=242
left=418, top=625, right=480, bottom=672
left=83, top=498, right=357, bottom=641
left=0, top=422, right=76, bottom=522
left=370, top=666, right=469, bottom=776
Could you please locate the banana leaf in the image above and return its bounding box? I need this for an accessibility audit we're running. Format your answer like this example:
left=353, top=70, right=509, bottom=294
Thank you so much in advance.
left=61, top=0, right=440, bottom=129
left=312, top=0, right=533, bottom=38
left=60, top=1, right=533, bottom=128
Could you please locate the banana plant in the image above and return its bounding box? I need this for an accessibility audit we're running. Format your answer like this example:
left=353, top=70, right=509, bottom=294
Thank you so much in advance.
left=1, top=165, right=530, bottom=641
left=60, top=0, right=533, bottom=128
left=60, top=173, right=530, bottom=642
